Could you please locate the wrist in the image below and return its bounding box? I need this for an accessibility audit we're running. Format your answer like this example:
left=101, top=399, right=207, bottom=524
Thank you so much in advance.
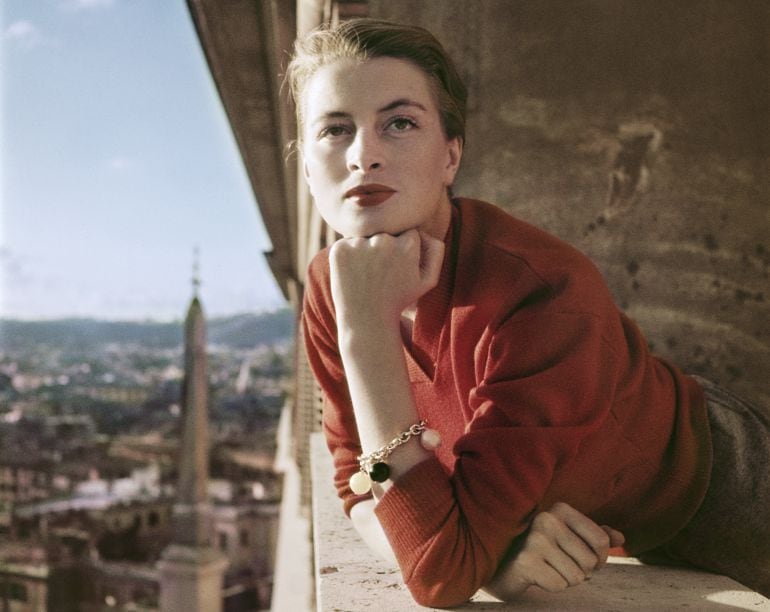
left=336, top=313, right=402, bottom=351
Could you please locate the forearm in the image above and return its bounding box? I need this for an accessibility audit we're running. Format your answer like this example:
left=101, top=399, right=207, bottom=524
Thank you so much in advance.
left=337, top=320, right=431, bottom=490
left=350, top=499, right=398, bottom=564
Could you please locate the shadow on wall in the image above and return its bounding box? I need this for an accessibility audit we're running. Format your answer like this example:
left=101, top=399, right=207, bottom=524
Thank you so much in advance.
left=375, top=0, right=770, bottom=406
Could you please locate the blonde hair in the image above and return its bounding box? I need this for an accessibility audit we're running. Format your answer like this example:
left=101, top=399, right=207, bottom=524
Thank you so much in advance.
left=286, top=18, right=467, bottom=145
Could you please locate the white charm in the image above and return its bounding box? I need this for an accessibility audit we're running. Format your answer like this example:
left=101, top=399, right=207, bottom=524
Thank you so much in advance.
left=420, top=428, right=442, bottom=451
left=350, top=471, right=372, bottom=495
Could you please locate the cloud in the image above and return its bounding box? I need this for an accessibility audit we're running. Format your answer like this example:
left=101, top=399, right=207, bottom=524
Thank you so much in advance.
left=0, top=247, right=31, bottom=285
left=61, top=0, right=116, bottom=10
left=105, top=157, right=135, bottom=172
left=4, top=20, right=44, bottom=48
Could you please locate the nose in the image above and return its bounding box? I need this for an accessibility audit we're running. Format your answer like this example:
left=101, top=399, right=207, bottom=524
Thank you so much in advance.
left=346, top=129, right=383, bottom=172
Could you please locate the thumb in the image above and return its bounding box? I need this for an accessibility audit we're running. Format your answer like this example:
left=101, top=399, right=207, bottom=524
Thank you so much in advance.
left=418, top=231, right=445, bottom=290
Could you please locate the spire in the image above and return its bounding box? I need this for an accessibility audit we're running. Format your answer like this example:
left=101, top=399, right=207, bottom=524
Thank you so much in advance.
left=192, top=245, right=201, bottom=298
left=159, top=260, right=227, bottom=612
left=174, top=283, right=210, bottom=544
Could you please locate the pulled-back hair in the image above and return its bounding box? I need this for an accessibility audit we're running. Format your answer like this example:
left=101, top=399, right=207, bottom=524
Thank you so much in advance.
left=286, top=18, right=467, bottom=145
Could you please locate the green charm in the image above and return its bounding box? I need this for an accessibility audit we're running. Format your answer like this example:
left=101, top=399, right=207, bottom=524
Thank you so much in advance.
left=369, top=462, right=390, bottom=483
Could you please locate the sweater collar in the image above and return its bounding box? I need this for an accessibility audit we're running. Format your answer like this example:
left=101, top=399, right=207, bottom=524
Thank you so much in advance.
left=406, top=200, right=461, bottom=381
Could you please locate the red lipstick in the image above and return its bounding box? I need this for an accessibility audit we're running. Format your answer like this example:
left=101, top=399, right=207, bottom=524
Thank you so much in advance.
left=344, top=184, right=395, bottom=207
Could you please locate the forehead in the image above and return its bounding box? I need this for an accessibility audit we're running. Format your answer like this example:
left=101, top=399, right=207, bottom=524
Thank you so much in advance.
left=303, top=56, right=438, bottom=122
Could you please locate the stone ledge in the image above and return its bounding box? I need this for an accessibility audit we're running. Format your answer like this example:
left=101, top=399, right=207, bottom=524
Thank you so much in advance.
left=311, top=433, right=770, bottom=611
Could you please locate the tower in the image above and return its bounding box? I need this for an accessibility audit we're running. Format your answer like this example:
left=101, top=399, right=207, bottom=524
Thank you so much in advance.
left=158, top=251, right=228, bottom=611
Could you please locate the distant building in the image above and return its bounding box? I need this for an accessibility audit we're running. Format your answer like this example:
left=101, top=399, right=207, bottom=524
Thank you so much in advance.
left=1, top=282, right=281, bottom=610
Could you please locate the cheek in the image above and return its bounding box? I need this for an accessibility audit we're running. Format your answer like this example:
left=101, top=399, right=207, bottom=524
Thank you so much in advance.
left=303, top=153, right=328, bottom=193
left=306, top=147, right=343, bottom=182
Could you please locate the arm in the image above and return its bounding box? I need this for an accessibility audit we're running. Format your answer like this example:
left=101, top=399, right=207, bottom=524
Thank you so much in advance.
left=305, top=232, right=625, bottom=607
left=349, top=493, right=624, bottom=600
left=350, top=499, right=398, bottom=565
left=328, top=229, right=440, bottom=491
left=483, top=502, right=625, bottom=600
left=350, top=494, right=624, bottom=600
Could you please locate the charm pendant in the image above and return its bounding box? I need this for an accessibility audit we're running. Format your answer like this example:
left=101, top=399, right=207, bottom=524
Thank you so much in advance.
left=420, top=428, right=442, bottom=451
left=349, top=470, right=372, bottom=495
left=368, top=462, right=390, bottom=483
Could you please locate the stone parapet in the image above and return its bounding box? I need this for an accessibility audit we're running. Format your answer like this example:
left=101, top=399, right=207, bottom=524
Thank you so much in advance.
left=311, top=433, right=770, bottom=611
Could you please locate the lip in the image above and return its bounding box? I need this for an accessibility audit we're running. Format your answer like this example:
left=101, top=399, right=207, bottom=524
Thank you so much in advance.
left=344, top=183, right=396, bottom=207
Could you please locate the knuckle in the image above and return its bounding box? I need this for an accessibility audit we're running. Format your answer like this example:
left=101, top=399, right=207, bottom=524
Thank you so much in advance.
left=577, top=554, right=598, bottom=574
left=532, top=512, right=548, bottom=528
left=328, top=241, right=346, bottom=262
left=534, top=511, right=558, bottom=531
left=527, top=531, right=549, bottom=549
left=542, top=576, right=569, bottom=593
left=398, top=231, right=417, bottom=250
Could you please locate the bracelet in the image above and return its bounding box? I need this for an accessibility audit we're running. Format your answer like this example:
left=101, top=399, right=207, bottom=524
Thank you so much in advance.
left=349, top=420, right=441, bottom=495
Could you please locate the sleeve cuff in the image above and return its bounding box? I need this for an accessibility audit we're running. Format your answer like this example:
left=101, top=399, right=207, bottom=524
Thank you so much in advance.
left=374, top=457, right=453, bottom=552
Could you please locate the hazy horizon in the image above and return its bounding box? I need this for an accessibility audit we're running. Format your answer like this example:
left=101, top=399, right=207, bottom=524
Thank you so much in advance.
left=0, top=304, right=292, bottom=324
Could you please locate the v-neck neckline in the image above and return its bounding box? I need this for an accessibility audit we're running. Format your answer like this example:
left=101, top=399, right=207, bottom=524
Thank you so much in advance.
left=402, top=201, right=460, bottom=383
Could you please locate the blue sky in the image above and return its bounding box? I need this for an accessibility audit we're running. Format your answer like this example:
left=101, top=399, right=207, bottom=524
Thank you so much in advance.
left=1, top=0, right=287, bottom=320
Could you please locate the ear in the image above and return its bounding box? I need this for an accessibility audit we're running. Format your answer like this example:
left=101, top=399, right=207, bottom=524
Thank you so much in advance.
left=444, top=137, right=463, bottom=186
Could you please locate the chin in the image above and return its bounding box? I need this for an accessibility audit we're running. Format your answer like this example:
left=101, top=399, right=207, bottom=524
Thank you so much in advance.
left=336, top=213, right=417, bottom=239
left=341, top=223, right=391, bottom=239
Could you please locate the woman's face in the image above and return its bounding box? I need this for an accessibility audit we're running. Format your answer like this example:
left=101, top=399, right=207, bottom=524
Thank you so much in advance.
left=302, top=57, right=462, bottom=239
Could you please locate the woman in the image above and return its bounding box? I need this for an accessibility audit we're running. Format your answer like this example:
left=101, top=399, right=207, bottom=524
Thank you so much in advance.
left=288, top=18, right=770, bottom=607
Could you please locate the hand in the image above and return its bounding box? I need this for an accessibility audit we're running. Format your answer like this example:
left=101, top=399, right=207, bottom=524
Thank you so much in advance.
left=329, top=229, right=444, bottom=331
left=483, top=502, right=625, bottom=600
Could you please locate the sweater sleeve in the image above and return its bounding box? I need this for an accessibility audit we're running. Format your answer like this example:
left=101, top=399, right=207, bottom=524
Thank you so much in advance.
left=302, top=250, right=624, bottom=607
left=373, top=310, right=623, bottom=607
left=302, top=253, right=374, bottom=515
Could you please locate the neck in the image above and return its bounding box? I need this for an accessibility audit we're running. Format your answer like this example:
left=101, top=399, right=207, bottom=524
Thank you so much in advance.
left=419, top=195, right=453, bottom=241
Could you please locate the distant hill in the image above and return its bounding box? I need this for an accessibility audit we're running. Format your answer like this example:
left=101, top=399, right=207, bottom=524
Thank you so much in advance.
left=0, top=308, right=294, bottom=351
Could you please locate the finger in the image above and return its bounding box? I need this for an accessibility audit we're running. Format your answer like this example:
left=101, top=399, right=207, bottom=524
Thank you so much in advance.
left=602, top=525, right=625, bottom=548
left=536, top=561, right=575, bottom=592
left=369, top=232, right=390, bottom=248
left=551, top=521, right=603, bottom=576
left=513, top=548, right=572, bottom=593
left=545, top=549, right=589, bottom=588
left=600, top=524, right=625, bottom=568
left=551, top=503, right=611, bottom=569
left=525, top=527, right=589, bottom=587
left=529, top=510, right=596, bottom=576
left=394, top=228, right=417, bottom=245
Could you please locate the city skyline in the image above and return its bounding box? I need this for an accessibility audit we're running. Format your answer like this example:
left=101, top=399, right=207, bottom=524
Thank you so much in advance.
left=1, top=0, right=287, bottom=321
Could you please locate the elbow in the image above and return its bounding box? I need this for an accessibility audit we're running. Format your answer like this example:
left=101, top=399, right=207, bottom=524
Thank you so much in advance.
left=405, top=576, right=478, bottom=609
left=411, top=589, right=474, bottom=609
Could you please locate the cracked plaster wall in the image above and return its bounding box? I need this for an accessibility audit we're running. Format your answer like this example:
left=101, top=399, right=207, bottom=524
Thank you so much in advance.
left=371, top=0, right=769, bottom=406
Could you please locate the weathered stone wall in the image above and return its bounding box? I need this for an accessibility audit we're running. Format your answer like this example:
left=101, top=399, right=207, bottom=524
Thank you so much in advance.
left=371, top=0, right=770, bottom=406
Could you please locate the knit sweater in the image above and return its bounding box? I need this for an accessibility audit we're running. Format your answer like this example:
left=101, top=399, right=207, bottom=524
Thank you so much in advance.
left=302, top=197, right=712, bottom=607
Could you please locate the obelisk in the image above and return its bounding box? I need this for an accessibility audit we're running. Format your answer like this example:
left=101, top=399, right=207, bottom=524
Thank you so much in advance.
left=159, top=255, right=228, bottom=611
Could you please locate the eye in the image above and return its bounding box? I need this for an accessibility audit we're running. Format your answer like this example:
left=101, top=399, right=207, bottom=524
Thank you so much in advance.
left=385, top=116, right=418, bottom=133
left=318, top=124, right=351, bottom=139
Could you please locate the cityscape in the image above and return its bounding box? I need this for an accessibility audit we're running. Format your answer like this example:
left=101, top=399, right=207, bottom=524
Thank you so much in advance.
left=0, top=305, right=294, bottom=610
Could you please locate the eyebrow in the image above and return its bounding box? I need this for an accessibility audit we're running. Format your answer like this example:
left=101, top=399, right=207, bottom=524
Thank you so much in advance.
left=310, top=98, right=428, bottom=126
left=377, top=98, right=428, bottom=114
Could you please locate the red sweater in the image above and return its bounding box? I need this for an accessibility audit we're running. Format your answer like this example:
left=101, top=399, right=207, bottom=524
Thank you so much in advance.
left=303, top=198, right=711, bottom=607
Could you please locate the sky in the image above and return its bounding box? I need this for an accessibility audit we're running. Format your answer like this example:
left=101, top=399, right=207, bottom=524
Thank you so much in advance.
left=1, top=0, right=287, bottom=321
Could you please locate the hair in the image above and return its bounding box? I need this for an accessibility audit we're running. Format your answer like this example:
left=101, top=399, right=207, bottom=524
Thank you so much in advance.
left=286, top=18, right=467, bottom=146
